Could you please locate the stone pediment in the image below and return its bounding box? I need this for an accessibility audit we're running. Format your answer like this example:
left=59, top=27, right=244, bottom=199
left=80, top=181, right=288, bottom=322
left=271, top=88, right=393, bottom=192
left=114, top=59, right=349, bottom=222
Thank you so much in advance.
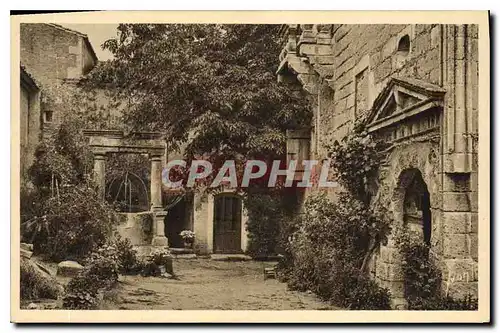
left=366, top=77, right=446, bottom=133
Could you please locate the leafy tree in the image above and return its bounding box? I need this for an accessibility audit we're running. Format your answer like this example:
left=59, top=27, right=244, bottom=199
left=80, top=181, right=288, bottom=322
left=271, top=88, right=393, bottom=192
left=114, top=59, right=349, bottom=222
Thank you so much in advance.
left=84, top=24, right=311, bottom=165
left=80, top=24, right=312, bottom=257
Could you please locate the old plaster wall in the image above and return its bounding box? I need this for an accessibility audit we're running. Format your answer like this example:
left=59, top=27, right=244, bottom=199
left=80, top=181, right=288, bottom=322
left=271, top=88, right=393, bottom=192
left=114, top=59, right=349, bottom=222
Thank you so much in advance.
left=116, top=212, right=153, bottom=246
left=20, top=73, right=42, bottom=180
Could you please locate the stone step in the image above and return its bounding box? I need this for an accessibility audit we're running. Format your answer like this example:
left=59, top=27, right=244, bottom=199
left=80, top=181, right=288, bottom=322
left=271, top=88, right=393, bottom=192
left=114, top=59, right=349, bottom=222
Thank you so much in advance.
left=210, top=254, right=252, bottom=262
left=169, top=247, right=194, bottom=255
left=172, top=253, right=197, bottom=260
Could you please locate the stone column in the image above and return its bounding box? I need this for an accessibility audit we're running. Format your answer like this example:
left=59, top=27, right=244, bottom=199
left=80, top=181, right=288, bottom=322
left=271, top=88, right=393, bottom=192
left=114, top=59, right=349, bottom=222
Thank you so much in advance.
left=150, top=155, right=163, bottom=209
left=150, top=154, right=169, bottom=246
left=93, top=153, right=106, bottom=199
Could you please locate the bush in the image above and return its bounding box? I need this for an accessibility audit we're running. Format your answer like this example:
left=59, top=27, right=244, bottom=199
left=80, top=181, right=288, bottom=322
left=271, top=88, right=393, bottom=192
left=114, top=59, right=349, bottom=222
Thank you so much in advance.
left=62, top=243, right=120, bottom=310
left=20, top=259, right=61, bottom=301
left=396, top=231, right=478, bottom=310
left=327, top=123, right=388, bottom=202
left=244, top=193, right=283, bottom=258
left=62, top=273, right=100, bottom=310
left=82, top=244, right=120, bottom=287
left=347, top=277, right=392, bottom=310
left=141, top=248, right=173, bottom=277
left=113, top=234, right=142, bottom=274
left=278, top=192, right=391, bottom=309
left=22, top=183, right=119, bottom=261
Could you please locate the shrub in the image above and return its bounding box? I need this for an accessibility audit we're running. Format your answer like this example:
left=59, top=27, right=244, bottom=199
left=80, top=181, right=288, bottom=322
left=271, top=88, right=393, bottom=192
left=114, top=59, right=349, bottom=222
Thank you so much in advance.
left=141, top=248, right=173, bottom=277
left=20, top=259, right=61, bottom=301
left=396, top=231, right=478, bottom=310
left=347, top=277, right=392, bottom=310
left=62, top=243, right=120, bottom=310
left=244, top=192, right=284, bottom=258
left=327, top=123, right=387, bottom=202
left=113, top=234, right=142, bottom=274
left=62, top=273, right=100, bottom=310
left=22, top=183, right=119, bottom=261
left=278, top=192, right=391, bottom=309
left=276, top=124, right=392, bottom=309
left=82, top=244, right=120, bottom=288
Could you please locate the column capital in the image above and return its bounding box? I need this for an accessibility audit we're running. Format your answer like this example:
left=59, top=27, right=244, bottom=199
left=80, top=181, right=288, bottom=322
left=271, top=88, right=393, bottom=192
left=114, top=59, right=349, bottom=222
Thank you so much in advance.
left=94, top=153, right=106, bottom=160
left=150, top=155, right=163, bottom=161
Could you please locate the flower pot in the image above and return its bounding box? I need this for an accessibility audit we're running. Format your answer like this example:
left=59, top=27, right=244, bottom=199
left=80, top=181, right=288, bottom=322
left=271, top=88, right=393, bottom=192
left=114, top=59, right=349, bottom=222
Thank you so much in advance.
left=183, top=241, right=193, bottom=249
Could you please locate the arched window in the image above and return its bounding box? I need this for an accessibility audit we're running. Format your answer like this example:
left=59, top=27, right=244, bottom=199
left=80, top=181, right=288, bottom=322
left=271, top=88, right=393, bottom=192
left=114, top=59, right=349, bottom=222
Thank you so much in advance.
left=397, top=35, right=411, bottom=56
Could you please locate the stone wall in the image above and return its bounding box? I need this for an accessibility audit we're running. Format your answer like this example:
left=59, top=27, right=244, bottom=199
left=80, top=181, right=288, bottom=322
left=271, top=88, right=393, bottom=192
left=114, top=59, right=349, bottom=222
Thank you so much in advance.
left=279, top=24, right=479, bottom=306
left=319, top=24, right=441, bottom=157
left=20, top=23, right=98, bottom=138
left=20, top=70, right=41, bottom=180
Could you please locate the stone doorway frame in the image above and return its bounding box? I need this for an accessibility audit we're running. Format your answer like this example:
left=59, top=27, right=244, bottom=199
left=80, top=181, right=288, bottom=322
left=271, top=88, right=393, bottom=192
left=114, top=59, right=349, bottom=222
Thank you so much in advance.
left=83, top=129, right=168, bottom=246
left=212, top=192, right=243, bottom=254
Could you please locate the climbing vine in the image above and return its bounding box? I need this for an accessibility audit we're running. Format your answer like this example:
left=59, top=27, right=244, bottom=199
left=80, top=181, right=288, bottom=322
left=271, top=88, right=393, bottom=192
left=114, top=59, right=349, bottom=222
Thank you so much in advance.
left=327, top=123, right=388, bottom=203
left=327, top=123, right=391, bottom=273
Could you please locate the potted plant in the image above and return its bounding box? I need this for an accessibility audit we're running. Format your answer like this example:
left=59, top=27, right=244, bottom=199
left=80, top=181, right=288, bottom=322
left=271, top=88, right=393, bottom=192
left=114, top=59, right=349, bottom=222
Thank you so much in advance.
left=179, top=230, right=195, bottom=249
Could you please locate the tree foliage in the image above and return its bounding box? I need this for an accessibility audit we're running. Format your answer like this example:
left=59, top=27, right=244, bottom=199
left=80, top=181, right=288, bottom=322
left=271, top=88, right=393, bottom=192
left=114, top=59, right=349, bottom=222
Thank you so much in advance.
left=83, top=24, right=311, bottom=162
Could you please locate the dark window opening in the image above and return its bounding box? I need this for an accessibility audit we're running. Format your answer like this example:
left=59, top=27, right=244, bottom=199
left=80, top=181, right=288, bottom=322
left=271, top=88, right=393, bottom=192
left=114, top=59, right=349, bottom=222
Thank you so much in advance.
left=397, top=35, right=411, bottom=55
left=44, top=111, right=53, bottom=123
left=402, top=168, right=432, bottom=247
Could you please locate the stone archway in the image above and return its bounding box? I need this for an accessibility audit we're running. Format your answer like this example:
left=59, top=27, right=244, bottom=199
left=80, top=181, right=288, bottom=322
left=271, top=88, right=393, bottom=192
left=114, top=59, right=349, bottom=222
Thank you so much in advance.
left=83, top=130, right=169, bottom=247
left=370, top=141, right=441, bottom=309
left=393, top=168, right=432, bottom=246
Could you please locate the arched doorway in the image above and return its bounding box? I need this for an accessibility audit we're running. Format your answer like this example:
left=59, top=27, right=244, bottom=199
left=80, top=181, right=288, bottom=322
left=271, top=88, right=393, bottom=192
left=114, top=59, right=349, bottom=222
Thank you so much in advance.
left=398, top=168, right=432, bottom=246
left=213, top=194, right=242, bottom=253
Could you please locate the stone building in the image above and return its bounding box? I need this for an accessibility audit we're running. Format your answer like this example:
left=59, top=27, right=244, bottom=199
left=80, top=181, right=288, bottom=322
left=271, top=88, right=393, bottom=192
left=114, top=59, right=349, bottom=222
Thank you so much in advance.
left=277, top=24, right=478, bottom=307
left=20, top=67, right=41, bottom=180
left=19, top=23, right=98, bottom=178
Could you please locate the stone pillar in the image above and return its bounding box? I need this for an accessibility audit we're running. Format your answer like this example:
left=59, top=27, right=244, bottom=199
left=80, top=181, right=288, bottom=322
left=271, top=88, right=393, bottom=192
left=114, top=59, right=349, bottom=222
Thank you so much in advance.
left=150, top=154, right=168, bottom=246
left=150, top=155, right=163, bottom=209
left=93, top=153, right=106, bottom=199
left=151, top=210, right=169, bottom=246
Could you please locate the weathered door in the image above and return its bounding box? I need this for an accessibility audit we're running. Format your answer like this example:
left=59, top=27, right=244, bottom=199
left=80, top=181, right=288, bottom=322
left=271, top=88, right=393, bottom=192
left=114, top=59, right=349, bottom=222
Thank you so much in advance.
left=213, top=195, right=242, bottom=253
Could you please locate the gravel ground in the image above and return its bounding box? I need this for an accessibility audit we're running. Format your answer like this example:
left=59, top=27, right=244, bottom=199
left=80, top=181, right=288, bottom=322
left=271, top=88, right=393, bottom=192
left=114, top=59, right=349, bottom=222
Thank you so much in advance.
left=105, top=259, right=337, bottom=310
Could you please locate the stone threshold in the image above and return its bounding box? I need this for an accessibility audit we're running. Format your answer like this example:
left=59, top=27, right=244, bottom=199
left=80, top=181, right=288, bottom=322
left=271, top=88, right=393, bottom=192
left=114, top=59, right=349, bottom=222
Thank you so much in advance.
left=209, top=254, right=252, bottom=261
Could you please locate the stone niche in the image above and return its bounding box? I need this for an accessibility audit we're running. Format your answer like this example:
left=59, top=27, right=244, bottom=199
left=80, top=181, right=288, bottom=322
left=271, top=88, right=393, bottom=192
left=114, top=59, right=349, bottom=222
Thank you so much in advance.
left=365, top=76, right=446, bottom=309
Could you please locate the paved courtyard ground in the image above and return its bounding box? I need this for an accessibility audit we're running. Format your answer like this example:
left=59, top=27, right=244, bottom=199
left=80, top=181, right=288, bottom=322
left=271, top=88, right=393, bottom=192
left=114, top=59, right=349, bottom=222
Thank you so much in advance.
left=104, top=259, right=337, bottom=310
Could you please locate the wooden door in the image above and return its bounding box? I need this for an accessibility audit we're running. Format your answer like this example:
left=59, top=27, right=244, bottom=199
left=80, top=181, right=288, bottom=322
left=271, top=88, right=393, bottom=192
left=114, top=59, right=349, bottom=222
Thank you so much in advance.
left=213, top=195, right=242, bottom=253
